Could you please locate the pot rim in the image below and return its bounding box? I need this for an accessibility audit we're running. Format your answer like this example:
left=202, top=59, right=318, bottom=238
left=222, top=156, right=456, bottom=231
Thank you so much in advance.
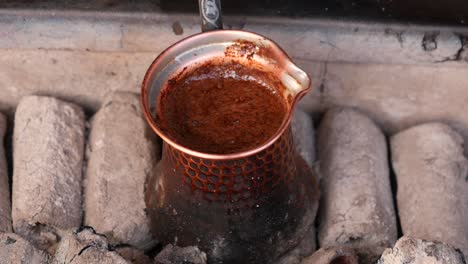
left=141, top=29, right=311, bottom=160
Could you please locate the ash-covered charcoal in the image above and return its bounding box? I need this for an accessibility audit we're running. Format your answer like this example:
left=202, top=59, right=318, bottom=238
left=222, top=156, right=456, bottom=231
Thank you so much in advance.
left=154, top=244, right=207, bottom=264
left=391, top=123, right=468, bottom=258
left=51, top=227, right=129, bottom=264
left=378, top=236, right=466, bottom=264
left=0, top=232, right=51, bottom=264
left=115, top=246, right=152, bottom=264
left=317, top=107, right=398, bottom=262
left=291, top=109, right=316, bottom=169
left=12, top=96, right=85, bottom=254
left=84, top=92, right=159, bottom=250
left=0, top=113, right=11, bottom=233
left=301, top=246, right=359, bottom=264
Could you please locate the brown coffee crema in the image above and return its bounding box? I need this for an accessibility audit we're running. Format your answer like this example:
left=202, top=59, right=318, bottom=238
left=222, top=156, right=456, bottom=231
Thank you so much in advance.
left=157, top=61, right=288, bottom=154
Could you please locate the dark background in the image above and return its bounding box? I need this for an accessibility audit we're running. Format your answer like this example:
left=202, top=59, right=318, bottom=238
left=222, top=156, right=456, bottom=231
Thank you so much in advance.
left=2, top=0, right=468, bottom=26
left=161, top=0, right=468, bottom=26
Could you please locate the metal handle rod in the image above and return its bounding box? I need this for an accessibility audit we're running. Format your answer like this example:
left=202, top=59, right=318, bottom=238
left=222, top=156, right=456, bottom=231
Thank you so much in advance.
left=198, top=0, right=223, bottom=32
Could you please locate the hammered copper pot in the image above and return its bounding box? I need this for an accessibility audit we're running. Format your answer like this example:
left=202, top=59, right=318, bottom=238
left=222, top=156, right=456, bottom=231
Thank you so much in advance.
left=141, top=30, right=319, bottom=263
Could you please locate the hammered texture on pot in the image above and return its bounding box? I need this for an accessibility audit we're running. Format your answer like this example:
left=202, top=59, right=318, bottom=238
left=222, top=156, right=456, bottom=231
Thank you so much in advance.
left=162, top=129, right=305, bottom=209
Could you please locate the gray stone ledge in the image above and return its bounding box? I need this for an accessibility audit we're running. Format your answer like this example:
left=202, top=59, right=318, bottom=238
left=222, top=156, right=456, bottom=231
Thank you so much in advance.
left=0, top=9, right=467, bottom=66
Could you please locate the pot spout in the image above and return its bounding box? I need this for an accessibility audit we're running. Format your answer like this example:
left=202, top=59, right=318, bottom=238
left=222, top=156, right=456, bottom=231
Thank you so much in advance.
left=282, top=59, right=311, bottom=104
